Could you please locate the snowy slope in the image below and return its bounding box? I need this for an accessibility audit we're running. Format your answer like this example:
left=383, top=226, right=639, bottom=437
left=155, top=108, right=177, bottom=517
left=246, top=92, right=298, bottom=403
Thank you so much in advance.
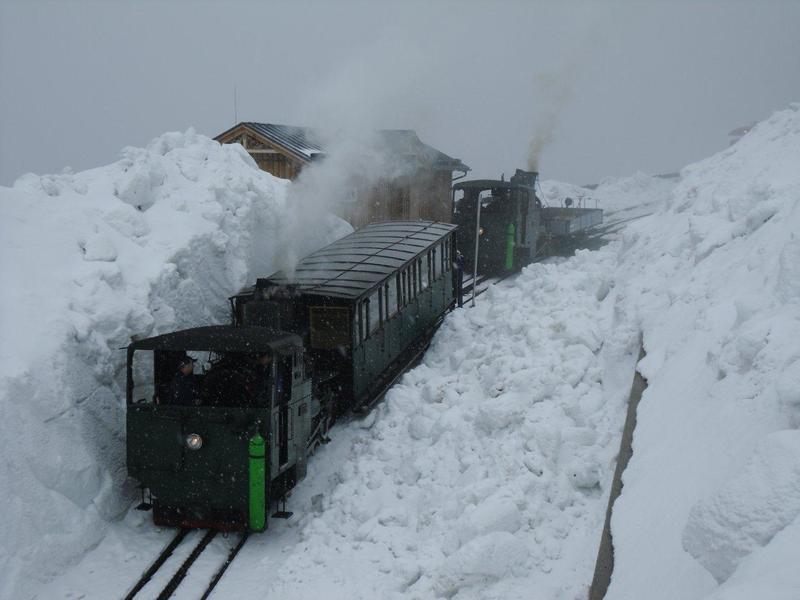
left=606, top=103, right=800, bottom=600
left=0, top=131, right=349, bottom=599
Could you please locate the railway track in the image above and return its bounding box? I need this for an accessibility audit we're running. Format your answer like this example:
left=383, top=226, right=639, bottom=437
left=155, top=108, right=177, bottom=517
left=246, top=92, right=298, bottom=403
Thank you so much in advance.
left=123, top=528, right=248, bottom=600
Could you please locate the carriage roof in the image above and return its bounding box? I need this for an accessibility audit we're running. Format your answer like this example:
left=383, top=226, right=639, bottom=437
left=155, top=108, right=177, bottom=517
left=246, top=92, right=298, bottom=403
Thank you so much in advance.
left=256, top=221, right=457, bottom=300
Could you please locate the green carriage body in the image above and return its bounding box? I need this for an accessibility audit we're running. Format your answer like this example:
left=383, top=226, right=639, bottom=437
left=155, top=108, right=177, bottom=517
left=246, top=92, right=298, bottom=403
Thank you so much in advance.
left=232, top=221, right=458, bottom=413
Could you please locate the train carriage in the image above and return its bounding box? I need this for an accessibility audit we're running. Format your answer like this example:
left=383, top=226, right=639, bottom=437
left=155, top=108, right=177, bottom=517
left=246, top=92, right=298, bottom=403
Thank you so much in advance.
left=232, top=221, right=458, bottom=415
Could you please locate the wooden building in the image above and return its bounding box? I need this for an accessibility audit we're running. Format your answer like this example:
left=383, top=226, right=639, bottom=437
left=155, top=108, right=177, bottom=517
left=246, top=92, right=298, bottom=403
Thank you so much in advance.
left=215, top=122, right=469, bottom=226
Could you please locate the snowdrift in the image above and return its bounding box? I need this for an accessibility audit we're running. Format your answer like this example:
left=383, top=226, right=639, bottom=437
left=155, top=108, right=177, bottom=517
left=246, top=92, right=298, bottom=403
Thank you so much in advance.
left=540, top=171, right=675, bottom=219
left=606, top=103, right=800, bottom=600
left=0, top=130, right=348, bottom=599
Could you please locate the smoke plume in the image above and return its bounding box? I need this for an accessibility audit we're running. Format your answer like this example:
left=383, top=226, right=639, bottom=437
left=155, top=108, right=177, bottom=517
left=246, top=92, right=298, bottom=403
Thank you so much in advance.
left=527, top=70, right=575, bottom=172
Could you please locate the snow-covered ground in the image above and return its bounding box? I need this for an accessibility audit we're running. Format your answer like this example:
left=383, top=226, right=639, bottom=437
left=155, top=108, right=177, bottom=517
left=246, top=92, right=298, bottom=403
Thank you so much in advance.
left=3, top=103, right=800, bottom=600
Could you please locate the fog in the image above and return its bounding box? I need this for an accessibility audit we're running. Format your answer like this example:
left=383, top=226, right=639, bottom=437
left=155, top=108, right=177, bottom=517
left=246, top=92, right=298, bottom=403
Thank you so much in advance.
left=1, top=0, right=799, bottom=186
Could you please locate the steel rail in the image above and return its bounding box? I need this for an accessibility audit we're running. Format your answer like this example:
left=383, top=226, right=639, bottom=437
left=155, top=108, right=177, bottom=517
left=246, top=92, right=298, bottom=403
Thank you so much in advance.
left=123, top=528, right=189, bottom=600
left=199, top=532, right=249, bottom=600
left=155, top=529, right=217, bottom=600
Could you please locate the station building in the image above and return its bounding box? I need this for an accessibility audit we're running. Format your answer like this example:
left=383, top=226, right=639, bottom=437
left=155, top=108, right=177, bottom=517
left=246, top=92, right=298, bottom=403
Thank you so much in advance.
left=215, top=122, right=469, bottom=227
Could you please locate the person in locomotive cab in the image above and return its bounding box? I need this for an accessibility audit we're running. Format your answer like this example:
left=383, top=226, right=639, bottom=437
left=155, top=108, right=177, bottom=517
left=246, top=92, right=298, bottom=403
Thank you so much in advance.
left=250, top=351, right=273, bottom=399
left=168, top=355, right=199, bottom=406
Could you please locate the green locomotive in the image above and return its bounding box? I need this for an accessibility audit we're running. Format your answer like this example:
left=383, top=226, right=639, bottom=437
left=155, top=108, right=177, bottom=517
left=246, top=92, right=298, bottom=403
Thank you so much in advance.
left=452, top=169, right=603, bottom=275
left=126, top=221, right=457, bottom=532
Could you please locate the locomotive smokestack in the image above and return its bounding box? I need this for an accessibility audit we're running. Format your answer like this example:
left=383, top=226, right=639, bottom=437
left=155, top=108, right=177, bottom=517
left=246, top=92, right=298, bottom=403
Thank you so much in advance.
left=511, top=168, right=538, bottom=190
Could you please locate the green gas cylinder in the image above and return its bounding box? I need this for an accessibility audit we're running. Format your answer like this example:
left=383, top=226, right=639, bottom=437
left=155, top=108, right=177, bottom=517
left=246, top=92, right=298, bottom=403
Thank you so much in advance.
left=505, top=222, right=516, bottom=271
left=248, top=434, right=266, bottom=532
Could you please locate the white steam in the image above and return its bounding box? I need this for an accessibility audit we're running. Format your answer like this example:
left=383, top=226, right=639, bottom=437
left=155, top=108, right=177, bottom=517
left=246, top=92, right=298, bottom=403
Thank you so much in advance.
left=274, top=129, right=416, bottom=280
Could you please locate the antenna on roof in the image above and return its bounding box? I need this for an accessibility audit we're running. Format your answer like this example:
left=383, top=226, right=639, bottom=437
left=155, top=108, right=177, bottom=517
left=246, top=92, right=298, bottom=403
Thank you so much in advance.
left=233, top=84, right=238, bottom=124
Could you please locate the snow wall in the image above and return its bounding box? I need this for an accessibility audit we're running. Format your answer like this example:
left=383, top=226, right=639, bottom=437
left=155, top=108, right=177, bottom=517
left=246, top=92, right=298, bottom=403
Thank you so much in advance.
left=606, top=103, right=800, bottom=600
left=0, top=130, right=349, bottom=599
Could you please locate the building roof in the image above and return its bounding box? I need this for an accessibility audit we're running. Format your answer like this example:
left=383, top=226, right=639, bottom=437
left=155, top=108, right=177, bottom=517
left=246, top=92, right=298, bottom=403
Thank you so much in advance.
left=261, top=220, right=457, bottom=299
left=217, top=122, right=470, bottom=173
left=129, top=325, right=301, bottom=353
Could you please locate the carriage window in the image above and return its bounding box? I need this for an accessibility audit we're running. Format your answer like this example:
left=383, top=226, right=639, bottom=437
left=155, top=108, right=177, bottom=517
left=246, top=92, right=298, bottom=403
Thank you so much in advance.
left=368, top=291, right=380, bottom=333
left=386, top=281, right=398, bottom=319
left=401, top=270, right=408, bottom=306
left=378, top=287, right=384, bottom=326
left=412, top=261, right=418, bottom=297
left=396, top=273, right=403, bottom=311
left=363, top=300, right=369, bottom=341
left=357, top=302, right=364, bottom=343
left=445, top=239, right=451, bottom=271
left=421, top=254, right=430, bottom=289
left=432, top=246, right=438, bottom=280
left=440, top=242, right=446, bottom=273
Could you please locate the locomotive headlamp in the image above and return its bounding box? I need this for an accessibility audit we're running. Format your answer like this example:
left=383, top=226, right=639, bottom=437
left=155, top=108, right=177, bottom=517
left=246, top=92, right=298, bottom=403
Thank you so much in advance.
left=479, top=227, right=485, bottom=236
left=185, top=433, right=203, bottom=451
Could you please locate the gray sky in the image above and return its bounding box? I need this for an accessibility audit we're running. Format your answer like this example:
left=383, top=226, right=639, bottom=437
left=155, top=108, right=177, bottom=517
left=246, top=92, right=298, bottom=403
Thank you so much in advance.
left=1, top=0, right=799, bottom=185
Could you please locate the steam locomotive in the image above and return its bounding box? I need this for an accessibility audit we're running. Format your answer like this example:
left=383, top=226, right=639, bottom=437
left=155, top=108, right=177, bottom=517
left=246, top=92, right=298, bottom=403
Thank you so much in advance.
left=453, top=169, right=602, bottom=275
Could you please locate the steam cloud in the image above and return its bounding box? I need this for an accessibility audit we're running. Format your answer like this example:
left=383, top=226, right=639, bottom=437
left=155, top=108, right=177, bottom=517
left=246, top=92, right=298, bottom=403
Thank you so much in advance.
left=274, top=129, right=415, bottom=280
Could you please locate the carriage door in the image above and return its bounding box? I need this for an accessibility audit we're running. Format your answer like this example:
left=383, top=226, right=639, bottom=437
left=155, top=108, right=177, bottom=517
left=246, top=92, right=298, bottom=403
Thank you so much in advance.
left=275, top=354, right=293, bottom=468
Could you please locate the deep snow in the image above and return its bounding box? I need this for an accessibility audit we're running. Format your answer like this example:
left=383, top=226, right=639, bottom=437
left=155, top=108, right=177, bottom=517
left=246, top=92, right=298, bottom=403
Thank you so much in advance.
left=3, top=103, right=800, bottom=600
left=0, top=131, right=349, bottom=599
left=605, top=103, right=800, bottom=600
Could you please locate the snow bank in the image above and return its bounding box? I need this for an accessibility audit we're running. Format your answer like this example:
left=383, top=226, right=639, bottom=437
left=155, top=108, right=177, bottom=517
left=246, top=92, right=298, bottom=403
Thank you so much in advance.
left=0, top=130, right=348, bottom=599
left=606, top=104, right=800, bottom=599
left=540, top=171, right=676, bottom=218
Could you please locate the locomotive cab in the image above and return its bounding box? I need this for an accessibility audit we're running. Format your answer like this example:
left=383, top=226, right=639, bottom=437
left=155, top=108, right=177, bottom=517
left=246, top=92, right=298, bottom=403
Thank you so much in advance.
left=452, top=169, right=542, bottom=276
left=125, top=325, right=314, bottom=532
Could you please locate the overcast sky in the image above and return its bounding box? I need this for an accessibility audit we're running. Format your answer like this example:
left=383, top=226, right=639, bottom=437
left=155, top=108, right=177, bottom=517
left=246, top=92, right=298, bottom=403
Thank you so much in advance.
left=1, top=0, right=799, bottom=185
